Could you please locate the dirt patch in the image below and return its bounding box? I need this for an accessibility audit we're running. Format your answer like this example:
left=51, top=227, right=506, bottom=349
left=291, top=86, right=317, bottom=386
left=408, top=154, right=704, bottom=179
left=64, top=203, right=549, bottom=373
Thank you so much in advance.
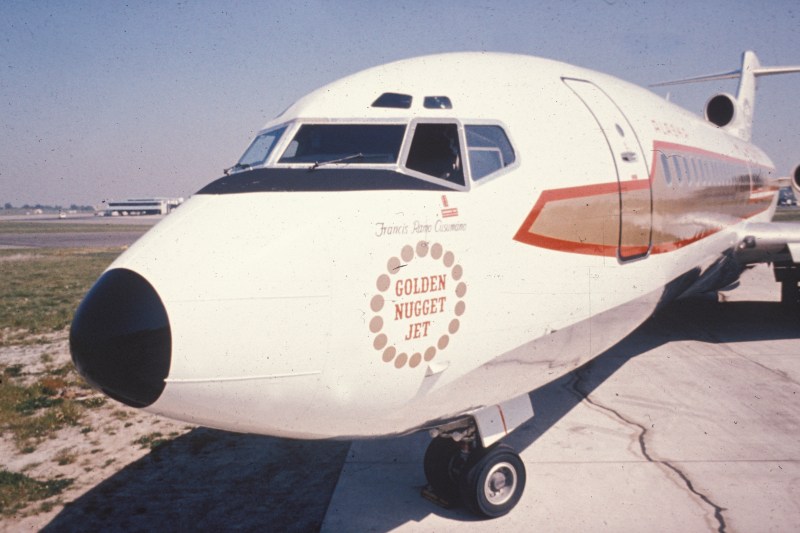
left=0, top=254, right=38, bottom=263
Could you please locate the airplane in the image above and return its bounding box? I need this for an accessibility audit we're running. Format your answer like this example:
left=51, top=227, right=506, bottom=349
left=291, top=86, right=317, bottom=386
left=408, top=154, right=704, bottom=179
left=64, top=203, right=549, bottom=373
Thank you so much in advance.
left=70, top=50, right=800, bottom=518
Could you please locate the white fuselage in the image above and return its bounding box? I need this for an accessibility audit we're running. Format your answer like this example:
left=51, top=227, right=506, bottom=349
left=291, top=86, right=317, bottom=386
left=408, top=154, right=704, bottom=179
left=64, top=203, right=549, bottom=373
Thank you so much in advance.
left=74, top=53, right=778, bottom=439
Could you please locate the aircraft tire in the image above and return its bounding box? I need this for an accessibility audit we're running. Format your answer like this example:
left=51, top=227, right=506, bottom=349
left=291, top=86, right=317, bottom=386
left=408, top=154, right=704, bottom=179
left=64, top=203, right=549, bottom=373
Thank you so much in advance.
left=423, top=437, right=462, bottom=502
left=459, top=443, right=525, bottom=518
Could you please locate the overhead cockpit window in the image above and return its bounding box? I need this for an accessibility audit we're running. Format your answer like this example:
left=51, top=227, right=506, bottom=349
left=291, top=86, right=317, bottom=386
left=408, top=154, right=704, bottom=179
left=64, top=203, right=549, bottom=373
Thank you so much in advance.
left=424, top=96, right=453, bottom=109
left=465, top=125, right=515, bottom=180
left=278, top=124, right=406, bottom=165
left=372, top=93, right=413, bottom=109
left=405, top=123, right=464, bottom=185
left=234, top=126, right=287, bottom=171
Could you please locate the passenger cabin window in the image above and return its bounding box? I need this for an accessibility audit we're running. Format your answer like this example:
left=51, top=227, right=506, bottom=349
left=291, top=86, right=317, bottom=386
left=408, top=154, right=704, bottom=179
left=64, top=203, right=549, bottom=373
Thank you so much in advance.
left=661, top=153, right=672, bottom=185
left=237, top=126, right=287, bottom=169
left=278, top=124, right=406, bottom=165
left=683, top=159, right=691, bottom=184
left=675, top=158, right=684, bottom=183
left=405, top=123, right=464, bottom=185
left=465, top=125, right=516, bottom=180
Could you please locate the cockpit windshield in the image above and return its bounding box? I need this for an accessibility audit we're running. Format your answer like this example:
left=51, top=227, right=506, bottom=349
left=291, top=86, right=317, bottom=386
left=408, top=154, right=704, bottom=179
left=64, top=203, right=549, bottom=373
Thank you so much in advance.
left=278, top=124, right=406, bottom=165
left=235, top=126, right=287, bottom=170
left=213, top=119, right=515, bottom=192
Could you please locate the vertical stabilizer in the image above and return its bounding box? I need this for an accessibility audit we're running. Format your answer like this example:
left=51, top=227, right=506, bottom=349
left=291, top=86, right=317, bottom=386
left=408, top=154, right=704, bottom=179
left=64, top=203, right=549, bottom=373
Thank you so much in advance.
left=731, top=51, right=760, bottom=141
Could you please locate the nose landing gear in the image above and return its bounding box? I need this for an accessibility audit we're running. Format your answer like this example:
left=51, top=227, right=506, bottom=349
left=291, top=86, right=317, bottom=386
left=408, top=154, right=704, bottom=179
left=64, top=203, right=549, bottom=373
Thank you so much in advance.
left=422, top=428, right=526, bottom=518
left=459, top=442, right=526, bottom=517
left=422, top=394, right=533, bottom=517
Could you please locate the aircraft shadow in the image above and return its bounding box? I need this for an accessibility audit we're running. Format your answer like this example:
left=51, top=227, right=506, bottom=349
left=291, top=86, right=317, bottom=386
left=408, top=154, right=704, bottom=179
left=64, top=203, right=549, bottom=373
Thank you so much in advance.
left=44, top=299, right=797, bottom=531
left=43, top=431, right=350, bottom=532
left=507, top=297, right=799, bottom=454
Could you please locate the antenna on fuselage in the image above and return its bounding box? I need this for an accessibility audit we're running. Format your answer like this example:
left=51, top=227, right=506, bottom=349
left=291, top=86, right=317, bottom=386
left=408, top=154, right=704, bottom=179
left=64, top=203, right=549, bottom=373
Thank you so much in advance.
left=650, top=51, right=800, bottom=141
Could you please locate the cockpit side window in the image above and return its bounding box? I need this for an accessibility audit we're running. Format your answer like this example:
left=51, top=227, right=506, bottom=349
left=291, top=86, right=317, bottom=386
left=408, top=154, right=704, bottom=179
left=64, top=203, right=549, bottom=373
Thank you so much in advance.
left=465, top=125, right=515, bottom=180
left=237, top=126, right=287, bottom=168
left=405, top=123, right=464, bottom=185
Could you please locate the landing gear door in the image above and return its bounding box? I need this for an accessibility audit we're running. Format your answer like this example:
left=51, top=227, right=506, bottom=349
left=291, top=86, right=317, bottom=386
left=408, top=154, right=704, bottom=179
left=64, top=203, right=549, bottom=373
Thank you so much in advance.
left=563, top=78, right=652, bottom=261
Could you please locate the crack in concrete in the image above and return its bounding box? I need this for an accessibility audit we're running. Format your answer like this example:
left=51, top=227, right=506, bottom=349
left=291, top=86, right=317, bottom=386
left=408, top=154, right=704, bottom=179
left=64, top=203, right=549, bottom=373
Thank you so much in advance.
left=737, top=355, right=800, bottom=386
left=569, top=367, right=728, bottom=533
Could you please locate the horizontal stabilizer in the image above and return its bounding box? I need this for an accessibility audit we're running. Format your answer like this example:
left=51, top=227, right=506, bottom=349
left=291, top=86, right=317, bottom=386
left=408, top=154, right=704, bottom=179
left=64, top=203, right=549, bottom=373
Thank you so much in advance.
left=650, top=70, right=741, bottom=88
left=650, top=51, right=800, bottom=141
left=651, top=65, right=800, bottom=88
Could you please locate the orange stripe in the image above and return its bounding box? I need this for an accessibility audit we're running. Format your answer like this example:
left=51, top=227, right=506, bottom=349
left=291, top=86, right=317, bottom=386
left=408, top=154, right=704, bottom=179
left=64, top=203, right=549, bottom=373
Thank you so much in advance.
left=514, top=140, right=775, bottom=256
left=497, top=405, right=508, bottom=435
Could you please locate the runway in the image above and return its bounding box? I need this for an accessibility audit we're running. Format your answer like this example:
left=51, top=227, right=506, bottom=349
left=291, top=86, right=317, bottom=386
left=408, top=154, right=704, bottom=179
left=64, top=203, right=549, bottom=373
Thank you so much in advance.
left=40, top=264, right=799, bottom=532
left=0, top=214, right=158, bottom=248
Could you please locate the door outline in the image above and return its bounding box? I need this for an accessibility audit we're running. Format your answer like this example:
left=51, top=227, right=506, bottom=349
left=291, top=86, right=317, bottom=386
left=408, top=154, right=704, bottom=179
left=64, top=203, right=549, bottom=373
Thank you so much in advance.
left=563, top=78, right=653, bottom=262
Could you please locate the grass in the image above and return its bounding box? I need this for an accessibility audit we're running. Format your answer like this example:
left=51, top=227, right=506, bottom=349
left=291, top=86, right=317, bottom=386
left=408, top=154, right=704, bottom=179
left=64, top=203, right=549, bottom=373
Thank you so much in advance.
left=0, top=469, right=73, bottom=516
left=0, top=361, right=107, bottom=453
left=0, top=367, right=86, bottom=452
left=133, top=432, right=170, bottom=450
left=53, top=449, right=78, bottom=466
left=0, top=248, right=122, bottom=345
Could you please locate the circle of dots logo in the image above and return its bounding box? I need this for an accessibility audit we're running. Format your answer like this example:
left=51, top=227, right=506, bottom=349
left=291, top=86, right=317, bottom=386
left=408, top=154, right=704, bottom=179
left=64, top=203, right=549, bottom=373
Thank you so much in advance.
left=370, top=241, right=466, bottom=369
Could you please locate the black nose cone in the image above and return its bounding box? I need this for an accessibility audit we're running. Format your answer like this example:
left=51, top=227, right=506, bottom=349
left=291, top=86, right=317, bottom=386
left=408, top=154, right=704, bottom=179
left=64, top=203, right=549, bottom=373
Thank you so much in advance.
left=70, top=268, right=171, bottom=408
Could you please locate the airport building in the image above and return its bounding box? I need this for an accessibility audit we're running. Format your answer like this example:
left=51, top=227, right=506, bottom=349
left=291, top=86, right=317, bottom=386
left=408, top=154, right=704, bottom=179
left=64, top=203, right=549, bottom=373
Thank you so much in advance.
left=101, top=197, right=184, bottom=216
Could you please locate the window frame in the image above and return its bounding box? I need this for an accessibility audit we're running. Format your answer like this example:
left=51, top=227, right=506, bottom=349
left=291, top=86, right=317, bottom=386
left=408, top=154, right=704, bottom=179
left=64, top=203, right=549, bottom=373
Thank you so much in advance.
left=398, top=118, right=471, bottom=191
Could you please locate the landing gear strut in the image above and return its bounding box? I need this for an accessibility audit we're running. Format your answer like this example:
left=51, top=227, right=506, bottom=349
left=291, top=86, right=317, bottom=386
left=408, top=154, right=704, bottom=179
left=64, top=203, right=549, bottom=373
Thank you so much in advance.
left=422, top=436, right=461, bottom=503
left=780, top=280, right=800, bottom=307
left=775, top=263, right=800, bottom=308
left=422, top=425, right=526, bottom=517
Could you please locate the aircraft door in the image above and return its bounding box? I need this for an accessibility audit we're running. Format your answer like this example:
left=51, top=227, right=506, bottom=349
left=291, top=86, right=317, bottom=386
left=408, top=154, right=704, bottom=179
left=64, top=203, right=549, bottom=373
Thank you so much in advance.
left=563, top=78, right=653, bottom=261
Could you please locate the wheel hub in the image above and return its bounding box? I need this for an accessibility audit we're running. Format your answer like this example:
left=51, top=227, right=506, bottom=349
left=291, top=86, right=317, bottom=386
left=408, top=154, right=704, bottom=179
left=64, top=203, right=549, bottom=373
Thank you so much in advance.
left=483, top=461, right=517, bottom=505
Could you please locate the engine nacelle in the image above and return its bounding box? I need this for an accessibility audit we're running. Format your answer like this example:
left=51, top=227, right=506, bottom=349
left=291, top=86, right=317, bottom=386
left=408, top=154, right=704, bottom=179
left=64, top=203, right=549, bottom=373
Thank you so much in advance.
left=793, top=164, right=800, bottom=198
left=704, top=93, right=737, bottom=127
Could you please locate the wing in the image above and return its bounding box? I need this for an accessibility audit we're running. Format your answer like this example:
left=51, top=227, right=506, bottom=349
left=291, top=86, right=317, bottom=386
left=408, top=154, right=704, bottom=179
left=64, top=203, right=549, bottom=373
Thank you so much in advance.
left=736, top=221, right=800, bottom=305
left=736, top=221, right=800, bottom=265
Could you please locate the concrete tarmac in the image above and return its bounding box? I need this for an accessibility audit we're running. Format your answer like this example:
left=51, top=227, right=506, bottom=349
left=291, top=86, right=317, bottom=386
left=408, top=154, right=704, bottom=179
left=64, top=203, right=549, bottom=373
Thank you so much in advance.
left=321, top=265, right=799, bottom=532
left=42, top=265, right=799, bottom=532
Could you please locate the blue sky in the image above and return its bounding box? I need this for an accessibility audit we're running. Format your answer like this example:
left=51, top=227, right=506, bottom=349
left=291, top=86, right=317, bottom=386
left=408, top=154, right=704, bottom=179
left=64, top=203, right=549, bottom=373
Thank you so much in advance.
left=1, top=0, right=798, bottom=206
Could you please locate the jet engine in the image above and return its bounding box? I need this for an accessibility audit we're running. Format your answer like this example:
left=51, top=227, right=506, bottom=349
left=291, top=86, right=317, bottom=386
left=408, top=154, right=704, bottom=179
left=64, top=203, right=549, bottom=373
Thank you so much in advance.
left=793, top=164, right=800, bottom=198
left=704, top=93, right=737, bottom=127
